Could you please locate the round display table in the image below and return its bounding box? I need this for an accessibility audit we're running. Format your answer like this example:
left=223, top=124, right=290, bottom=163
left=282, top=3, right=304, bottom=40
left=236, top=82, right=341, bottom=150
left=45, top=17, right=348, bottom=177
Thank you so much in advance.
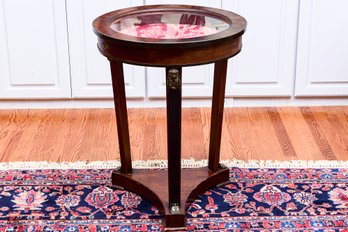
left=93, top=5, right=246, bottom=230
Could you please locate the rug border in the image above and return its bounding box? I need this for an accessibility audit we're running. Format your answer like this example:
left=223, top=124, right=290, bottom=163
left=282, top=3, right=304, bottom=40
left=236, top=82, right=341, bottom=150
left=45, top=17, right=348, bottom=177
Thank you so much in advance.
left=1, top=159, right=348, bottom=170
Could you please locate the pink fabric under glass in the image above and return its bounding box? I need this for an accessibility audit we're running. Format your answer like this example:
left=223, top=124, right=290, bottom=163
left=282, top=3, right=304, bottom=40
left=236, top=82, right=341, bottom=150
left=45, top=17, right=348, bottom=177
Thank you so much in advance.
left=119, top=23, right=218, bottom=39
left=111, top=13, right=229, bottom=39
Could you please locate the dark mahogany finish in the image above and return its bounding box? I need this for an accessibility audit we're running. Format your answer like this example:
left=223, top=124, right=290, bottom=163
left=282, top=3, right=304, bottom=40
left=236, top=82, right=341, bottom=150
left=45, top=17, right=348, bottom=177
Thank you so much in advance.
left=166, top=67, right=182, bottom=210
left=93, top=4, right=246, bottom=230
left=93, top=5, right=246, bottom=67
left=209, top=59, right=228, bottom=172
left=109, top=61, right=132, bottom=173
left=112, top=166, right=229, bottom=228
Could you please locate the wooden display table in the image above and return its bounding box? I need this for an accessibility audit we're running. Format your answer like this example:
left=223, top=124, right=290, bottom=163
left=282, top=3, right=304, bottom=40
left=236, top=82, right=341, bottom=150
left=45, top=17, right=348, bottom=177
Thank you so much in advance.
left=93, top=5, right=246, bottom=230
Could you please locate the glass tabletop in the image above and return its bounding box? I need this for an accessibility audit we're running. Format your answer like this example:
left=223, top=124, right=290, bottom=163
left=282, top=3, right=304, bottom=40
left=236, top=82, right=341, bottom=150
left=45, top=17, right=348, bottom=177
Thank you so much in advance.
left=110, top=12, right=229, bottom=39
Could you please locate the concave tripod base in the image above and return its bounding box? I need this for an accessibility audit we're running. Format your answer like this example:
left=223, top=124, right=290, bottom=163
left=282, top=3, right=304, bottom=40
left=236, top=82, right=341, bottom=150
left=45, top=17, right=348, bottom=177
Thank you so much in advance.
left=112, top=165, right=229, bottom=229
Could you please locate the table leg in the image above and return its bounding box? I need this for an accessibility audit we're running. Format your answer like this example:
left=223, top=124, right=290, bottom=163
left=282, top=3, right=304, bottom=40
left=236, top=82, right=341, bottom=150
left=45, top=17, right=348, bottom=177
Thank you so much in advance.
left=208, top=59, right=228, bottom=172
left=110, top=60, right=132, bottom=173
left=166, top=67, right=182, bottom=213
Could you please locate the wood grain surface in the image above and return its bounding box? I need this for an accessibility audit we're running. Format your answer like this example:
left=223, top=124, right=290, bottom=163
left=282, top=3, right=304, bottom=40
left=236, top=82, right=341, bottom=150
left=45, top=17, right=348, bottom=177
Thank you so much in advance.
left=0, top=106, right=347, bottom=162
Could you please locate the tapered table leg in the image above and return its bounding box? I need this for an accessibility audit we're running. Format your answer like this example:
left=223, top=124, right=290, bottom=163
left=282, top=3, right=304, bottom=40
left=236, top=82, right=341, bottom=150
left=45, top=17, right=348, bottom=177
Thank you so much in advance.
left=208, top=59, right=228, bottom=172
left=109, top=60, right=132, bottom=174
left=166, top=67, right=182, bottom=214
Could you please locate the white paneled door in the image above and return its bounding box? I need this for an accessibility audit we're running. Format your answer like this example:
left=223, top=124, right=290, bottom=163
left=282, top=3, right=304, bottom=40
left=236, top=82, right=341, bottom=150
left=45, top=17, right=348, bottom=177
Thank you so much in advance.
left=223, top=0, right=299, bottom=97
left=0, top=0, right=71, bottom=99
left=66, top=0, right=145, bottom=99
left=295, top=0, right=348, bottom=96
left=145, top=0, right=221, bottom=98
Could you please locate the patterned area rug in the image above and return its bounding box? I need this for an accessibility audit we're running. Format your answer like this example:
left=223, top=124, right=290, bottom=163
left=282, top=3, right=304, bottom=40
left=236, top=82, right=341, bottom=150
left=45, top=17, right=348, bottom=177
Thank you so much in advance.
left=1, top=160, right=348, bottom=231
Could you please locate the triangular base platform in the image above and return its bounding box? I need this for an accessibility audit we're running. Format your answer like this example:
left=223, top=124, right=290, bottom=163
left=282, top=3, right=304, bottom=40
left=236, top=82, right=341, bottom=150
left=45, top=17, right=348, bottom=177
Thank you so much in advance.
left=112, top=166, right=229, bottom=230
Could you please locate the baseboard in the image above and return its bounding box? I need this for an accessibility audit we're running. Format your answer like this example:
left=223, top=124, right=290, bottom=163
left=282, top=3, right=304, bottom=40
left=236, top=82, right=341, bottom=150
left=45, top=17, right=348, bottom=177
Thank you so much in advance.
left=0, top=97, right=347, bottom=109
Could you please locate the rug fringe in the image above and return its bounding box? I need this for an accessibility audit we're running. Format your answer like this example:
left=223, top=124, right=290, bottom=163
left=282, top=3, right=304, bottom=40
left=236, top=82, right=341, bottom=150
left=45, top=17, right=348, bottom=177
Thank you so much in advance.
left=1, top=159, right=348, bottom=170
left=222, top=159, right=348, bottom=168
left=0, top=160, right=121, bottom=170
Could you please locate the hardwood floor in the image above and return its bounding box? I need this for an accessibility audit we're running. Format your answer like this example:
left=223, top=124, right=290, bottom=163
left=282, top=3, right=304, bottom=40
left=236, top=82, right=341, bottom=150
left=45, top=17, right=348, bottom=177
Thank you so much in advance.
left=0, top=106, right=347, bottom=163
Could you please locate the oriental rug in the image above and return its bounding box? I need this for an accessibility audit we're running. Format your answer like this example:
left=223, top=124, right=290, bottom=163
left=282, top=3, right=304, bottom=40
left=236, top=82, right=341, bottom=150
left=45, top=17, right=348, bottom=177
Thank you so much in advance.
left=0, top=160, right=348, bottom=231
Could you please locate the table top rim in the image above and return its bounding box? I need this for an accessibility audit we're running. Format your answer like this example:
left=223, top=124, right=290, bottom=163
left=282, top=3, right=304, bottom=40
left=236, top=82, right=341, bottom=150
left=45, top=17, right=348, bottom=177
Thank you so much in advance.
left=93, top=4, right=247, bottom=45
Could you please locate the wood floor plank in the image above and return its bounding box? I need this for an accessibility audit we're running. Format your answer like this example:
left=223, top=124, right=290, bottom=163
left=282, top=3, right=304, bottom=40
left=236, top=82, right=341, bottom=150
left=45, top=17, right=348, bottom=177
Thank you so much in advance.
left=0, top=110, right=22, bottom=162
left=182, top=108, right=207, bottom=160
left=314, top=107, right=348, bottom=160
left=199, top=108, right=212, bottom=160
left=268, top=107, right=297, bottom=159
left=221, top=107, right=285, bottom=161
left=130, top=108, right=166, bottom=160
left=27, top=109, right=68, bottom=162
left=128, top=108, right=145, bottom=160
left=0, top=110, right=42, bottom=162
left=222, top=108, right=252, bottom=161
left=300, top=107, right=337, bottom=160
left=277, top=107, right=323, bottom=160
left=0, top=107, right=347, bottom=162
left=247, top=107, right=285, bottom=160
left=12, top=110, right=48, bottom=162
left=339, top=106, right=348, bottom=132
left=77, top=109, right=117, bottom=162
